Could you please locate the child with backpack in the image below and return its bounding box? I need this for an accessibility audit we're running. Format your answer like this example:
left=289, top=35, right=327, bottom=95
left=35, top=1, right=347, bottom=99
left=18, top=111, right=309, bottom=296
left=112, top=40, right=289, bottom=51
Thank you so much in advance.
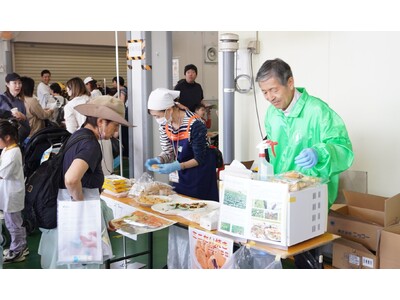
left=0, top=119, right=28, bottom=263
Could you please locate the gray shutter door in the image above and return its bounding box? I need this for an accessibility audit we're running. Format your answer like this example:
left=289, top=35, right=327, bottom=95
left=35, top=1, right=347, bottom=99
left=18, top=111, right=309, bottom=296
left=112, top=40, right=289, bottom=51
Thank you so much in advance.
left=13, top=42, right=127, bottom=93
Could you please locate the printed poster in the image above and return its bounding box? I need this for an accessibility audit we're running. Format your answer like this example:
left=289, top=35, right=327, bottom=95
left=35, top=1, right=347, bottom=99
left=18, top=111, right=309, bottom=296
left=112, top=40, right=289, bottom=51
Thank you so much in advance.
left=218, top=175, right=289, bottom=246
left=188, top=227, right=234, bottom=269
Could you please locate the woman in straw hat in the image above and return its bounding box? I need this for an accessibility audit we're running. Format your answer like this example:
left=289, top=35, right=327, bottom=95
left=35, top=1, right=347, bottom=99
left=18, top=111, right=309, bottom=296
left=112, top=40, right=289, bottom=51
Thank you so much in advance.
left=145, top=88, right=218, bottom=202
left=38, top=95, right=133, bottom=269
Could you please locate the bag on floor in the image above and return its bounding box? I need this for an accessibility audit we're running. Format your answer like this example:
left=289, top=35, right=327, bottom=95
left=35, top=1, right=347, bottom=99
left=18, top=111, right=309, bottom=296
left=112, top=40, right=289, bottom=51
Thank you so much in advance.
left=222, top=245, right=282, bottom=269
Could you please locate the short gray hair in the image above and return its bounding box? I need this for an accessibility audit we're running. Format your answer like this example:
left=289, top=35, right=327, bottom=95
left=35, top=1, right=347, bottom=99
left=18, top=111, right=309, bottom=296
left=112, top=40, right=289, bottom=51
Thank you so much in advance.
left=255, top=58, right=293, bottom=86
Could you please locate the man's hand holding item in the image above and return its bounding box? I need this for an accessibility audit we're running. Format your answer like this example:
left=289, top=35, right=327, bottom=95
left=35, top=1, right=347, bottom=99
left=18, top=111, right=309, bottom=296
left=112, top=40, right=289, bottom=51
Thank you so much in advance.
left=295, top=148, right=318, bottom=169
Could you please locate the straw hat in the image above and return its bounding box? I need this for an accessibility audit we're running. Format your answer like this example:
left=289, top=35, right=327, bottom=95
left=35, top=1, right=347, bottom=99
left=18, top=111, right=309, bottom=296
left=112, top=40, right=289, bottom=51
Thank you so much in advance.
left=74, top=95, right=134, bottom=127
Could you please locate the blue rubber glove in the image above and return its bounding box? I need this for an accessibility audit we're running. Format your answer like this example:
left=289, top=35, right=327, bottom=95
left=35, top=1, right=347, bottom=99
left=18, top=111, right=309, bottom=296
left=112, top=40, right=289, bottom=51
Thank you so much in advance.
left=294, top=148, right=318, bottom=169
left=145, top=157, right=161, bottom=171
left=157, top=161, right=181, bottom=174
left=113, top=155, right=121, bottom=169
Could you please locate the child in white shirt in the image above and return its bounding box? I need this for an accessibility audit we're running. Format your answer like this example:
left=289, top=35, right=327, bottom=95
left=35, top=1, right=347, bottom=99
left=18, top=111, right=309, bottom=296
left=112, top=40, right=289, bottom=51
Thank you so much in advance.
left=0, top=119, right=28, bottom=263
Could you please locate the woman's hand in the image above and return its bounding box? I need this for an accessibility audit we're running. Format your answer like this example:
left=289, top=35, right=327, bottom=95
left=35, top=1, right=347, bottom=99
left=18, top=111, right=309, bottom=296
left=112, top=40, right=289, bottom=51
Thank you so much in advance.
left=156, top=161, right=181, bottom=174
left=12, top=111, right=26, bottom=121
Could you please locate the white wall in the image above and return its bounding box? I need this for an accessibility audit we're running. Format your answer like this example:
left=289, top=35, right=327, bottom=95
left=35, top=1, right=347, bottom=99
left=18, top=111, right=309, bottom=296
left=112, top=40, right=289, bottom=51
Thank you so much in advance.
left=172, top=31, right=218, bottom=99
left=219, top=31, right=400, bottom=198
left=172, top=31, right=219, bottom=131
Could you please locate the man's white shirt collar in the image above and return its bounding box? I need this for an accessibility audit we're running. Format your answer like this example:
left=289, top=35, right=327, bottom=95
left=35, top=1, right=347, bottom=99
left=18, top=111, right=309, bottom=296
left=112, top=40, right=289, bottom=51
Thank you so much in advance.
left=283, top=89, right=301, bottom=116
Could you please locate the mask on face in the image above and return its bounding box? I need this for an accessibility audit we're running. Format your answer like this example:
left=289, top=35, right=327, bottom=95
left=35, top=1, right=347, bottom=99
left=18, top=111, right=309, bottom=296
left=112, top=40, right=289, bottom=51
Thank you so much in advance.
left=165, top=108, right=173, bottom=124
left=156, top=117, right=166, bottom=125
left=98, top=122, right=106, bottom=140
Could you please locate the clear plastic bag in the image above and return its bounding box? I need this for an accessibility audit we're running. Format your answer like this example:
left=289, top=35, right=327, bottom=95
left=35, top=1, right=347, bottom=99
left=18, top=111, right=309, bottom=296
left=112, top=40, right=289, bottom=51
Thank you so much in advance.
left=167, top=225, right=190, bottom=269
left=222, top=245, right=282, bottom=269
left=272, top=171, right=329, bottom=192
left=129, top=172, right=175, bottom=197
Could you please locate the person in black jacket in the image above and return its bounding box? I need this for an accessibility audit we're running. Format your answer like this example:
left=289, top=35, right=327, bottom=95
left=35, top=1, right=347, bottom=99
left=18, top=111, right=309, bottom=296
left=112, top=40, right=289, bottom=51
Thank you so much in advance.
left=174, top=64, right=204, bottom=112
left=0, top=73, right=31, bottom=147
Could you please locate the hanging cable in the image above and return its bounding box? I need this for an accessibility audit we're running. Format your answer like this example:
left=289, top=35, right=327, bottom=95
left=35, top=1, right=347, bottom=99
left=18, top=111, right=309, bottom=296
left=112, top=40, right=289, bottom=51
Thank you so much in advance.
left=249, top=52, right=264, bottom=140
left=114, top=31, right=124, bottom=176
left=234, top=50, right=253, bottom=94
left=235, top=74, right=253, bottom=94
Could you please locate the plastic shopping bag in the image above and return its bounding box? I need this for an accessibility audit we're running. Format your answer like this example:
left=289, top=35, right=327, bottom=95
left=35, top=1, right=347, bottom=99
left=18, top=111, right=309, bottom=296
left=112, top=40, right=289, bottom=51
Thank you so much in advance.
left=222, top=245, right=282, bottom=269
left=57, top=188, right=104, bottom=265
left=167, top=225, right=190, bottom=269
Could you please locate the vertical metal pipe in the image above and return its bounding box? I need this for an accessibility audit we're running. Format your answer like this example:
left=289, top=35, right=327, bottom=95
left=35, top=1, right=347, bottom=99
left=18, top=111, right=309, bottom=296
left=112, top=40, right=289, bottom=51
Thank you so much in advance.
left=219, top=33, right=239, bottom=165
left=222, top=51, right=235, bottom=164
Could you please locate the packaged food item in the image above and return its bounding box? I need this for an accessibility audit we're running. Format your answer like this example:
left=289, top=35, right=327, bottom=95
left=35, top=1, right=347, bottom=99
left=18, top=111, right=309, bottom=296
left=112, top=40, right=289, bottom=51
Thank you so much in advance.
left=129, top=172, right=175, bottom=197
left=102, top=175, right=132, bottom=194
left=272, top=171, right=326, bottom=192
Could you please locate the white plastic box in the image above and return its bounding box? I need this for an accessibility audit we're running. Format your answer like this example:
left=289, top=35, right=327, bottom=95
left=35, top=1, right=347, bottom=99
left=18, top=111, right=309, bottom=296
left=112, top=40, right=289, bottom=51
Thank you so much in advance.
left=218, top=175, right=328, bottom=248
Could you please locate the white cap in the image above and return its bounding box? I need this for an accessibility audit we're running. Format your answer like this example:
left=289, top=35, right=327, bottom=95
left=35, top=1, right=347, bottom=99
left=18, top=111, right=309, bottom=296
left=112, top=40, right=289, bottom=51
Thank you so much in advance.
left=148, top=88, right=180, bottom=110
left=84, top=76, right=95, bottom=85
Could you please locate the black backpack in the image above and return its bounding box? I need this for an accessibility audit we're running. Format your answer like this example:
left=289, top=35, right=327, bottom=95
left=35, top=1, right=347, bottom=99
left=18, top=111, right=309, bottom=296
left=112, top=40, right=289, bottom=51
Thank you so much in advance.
left=23, top=126, right=71, bottom=179
left=23, top=133, right=95, bottom=232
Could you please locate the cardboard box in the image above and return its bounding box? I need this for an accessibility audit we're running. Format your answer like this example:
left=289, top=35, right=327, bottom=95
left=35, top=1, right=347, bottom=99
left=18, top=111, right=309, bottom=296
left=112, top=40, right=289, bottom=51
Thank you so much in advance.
left=379, top=224, right=400, bottom=269
left=328, top=190, right=400, bottom=251
left=218, top=175, right=328, bottom=248
left=332, top=238, right=377, bottom=269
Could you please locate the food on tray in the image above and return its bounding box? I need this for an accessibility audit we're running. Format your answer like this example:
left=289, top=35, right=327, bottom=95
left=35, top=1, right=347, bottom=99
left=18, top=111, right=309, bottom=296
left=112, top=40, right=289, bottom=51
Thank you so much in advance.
left=136, top=195, right=172, bottom=206
left=129, top=172, right=176, bottom=197
left=168, top=202, right=207, bottom=210
left=194, top=239, right=226, bottom=269
left=111, top=210, right=172, bottom=230
left=272, top=171, right=323, bottom=192
left=281, top=171, right=303, bottom=179
left=151, top=200, right=219, bottom=217
left=143, top=182, right=175, bottom=196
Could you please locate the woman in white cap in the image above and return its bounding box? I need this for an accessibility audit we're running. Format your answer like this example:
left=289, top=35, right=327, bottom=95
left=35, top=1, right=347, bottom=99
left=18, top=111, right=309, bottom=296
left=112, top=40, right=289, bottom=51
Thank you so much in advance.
left=145, top=88, right=218, bottom=201
left=38, top=95, right=133, bottom=269
left=84, top=76, right=103, bottom=98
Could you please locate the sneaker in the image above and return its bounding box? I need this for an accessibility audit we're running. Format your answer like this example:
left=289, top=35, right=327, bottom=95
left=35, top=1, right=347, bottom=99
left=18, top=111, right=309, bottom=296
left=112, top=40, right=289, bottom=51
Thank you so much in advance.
left=3, top=250, right=26, bottom=264
left=3, top=246, right=29, bottom=257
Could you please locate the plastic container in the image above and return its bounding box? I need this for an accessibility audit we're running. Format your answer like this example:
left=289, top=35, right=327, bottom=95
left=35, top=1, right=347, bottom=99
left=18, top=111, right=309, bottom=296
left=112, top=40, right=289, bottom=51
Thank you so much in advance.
left=256, top=140, right=276, bottom=181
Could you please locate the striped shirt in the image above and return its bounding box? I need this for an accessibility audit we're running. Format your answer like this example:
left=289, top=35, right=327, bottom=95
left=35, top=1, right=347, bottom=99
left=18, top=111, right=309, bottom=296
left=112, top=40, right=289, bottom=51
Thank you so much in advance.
left=158, top=109, right=209, bottom=165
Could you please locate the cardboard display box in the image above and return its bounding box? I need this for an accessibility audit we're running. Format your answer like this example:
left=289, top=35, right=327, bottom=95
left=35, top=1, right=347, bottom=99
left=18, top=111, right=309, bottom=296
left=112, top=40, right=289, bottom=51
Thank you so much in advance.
left=379, top=224, right=400, bottom=269
left=332, top=238, right=377, bottom=269
left=328, top=190, right=400, bottom=251
left=219, top=175, right=328, bottom=248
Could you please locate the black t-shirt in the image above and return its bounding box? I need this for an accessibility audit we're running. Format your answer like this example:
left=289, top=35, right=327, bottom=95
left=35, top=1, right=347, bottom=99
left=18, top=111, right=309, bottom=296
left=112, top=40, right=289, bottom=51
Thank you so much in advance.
left=62, top=128, right=104, bottom=189
left=174, top=80, right=204, bottom=112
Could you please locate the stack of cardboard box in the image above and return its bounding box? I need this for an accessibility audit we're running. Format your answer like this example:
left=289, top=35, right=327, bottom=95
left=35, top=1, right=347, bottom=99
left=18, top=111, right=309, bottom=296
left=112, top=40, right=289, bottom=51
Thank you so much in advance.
left=328, top=190, right=400, bottom=268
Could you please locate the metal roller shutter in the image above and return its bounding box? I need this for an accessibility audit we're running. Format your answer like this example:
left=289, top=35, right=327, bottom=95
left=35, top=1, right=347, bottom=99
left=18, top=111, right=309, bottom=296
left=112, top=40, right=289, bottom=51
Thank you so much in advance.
left=13, top=42, right=127, bottom=93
